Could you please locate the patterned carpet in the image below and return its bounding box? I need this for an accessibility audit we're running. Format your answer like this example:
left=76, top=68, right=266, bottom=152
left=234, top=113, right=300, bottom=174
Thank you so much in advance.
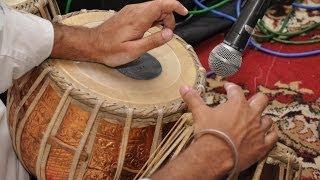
left=203, top=77, right=320, bottom=179
left=194, top=4, right=320, bottom=179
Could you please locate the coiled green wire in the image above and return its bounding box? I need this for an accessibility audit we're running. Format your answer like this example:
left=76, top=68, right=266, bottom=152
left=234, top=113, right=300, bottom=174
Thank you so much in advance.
left=177, top=0, right=232, bottom=26
left=255, top=7, right=320, bottom=45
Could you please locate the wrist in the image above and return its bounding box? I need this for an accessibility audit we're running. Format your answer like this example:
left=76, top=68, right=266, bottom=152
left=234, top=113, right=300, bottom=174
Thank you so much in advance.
left=75, top=27, right=107, bottom=63
left=87, top=27, right=109, bottom=63
left=192, top=134, right=234, bottom=179
left=51, top=24, right=106, bottom=62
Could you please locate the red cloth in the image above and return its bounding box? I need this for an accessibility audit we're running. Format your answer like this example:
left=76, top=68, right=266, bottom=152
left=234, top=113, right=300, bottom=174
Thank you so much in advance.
left=195, top=31, right=320, bottom=102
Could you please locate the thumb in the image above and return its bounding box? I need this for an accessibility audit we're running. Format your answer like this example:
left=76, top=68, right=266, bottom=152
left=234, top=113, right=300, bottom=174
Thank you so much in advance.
left=179, top=86, right=206, bottom=112
left=125, top=28, right=173, bottom=58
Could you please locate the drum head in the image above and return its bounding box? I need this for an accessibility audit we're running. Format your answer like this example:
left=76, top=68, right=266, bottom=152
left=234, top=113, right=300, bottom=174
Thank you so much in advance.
left=49, top=11, right=204, bottom=116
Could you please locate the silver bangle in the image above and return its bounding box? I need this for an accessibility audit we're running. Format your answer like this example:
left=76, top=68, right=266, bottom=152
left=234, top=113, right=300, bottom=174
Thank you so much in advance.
left=192, top=129, right=239, bottom=180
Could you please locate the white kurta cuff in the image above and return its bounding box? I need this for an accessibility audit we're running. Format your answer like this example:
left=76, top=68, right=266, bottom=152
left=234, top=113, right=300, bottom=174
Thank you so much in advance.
left=0, top=3, right=54, bottom=92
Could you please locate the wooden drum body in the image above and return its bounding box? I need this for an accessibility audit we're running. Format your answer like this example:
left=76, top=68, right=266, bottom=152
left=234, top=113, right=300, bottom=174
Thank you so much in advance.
left=4, top=0, right=60, bottom=20
left=7, top=10, right=206, bottom=180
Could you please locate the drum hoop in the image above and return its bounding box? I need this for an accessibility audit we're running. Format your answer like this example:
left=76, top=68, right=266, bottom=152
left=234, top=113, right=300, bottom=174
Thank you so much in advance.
left=47, top=10, right=206, bottom=119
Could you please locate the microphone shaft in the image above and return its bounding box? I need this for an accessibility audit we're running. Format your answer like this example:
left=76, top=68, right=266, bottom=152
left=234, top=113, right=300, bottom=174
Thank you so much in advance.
left=224, top=0, right=272, bottom=52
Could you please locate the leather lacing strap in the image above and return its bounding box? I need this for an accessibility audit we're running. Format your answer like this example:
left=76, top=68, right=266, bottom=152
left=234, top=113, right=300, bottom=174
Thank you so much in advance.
left=253, top=153, right=302, bottom=180
left=170, top=126, right=193, bottom=159
left=148, top=126, right=192, bottom=176
left=16, top=78, right=50, bottom=174
left=279, top=164, right=285, bottom=180
left=36, top=87, right=73, bottom=179
left=68, top=100, right=103, bottom=180
left=76, top=113, right=102, bottom=180
left=35, top=0, right=50, bottom=20
left=150, top=108, right=164, bottom=156
left=252, top=158, right=267, bottom=180
left=114, top=108, right=134, bottom=180
left=135, top=114, right=192, bottom=179
left=11, top=68, right=50, bottom=153
left=47, top=0, right=59, bottom=18
left=40, top=97, right=72, bottom=180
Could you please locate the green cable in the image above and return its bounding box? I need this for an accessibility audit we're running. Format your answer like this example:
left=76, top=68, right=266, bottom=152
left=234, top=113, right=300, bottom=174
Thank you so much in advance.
left=65, top=0, right=73, bottom=14
left=176, top=0, right=226, bottom=26
left=176, top=8, right=196, bottom=26
left=260, top=20, right=320, bottom=38
left=256, top=20, right=273, bottom=38
left=257, top=19, right=320, bottom=45
left=254, top=2, right=320, bottom=45
left=258, top=7, right=320, bottom=39
left=252, top=22, right=273, bottom=39
left=188, top=0, right=232, bottom=15
left=277, top=9, right=293, bottom=34
left=256, top=9, right=293, bottom=39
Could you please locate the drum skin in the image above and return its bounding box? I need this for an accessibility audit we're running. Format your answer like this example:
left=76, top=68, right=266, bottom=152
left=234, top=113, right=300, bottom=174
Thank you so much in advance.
left=7, top=10, right=205, bottom=180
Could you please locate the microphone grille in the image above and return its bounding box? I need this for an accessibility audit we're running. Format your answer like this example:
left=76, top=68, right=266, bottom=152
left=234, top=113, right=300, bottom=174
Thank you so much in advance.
left=208, top=43, right=242, bottom=77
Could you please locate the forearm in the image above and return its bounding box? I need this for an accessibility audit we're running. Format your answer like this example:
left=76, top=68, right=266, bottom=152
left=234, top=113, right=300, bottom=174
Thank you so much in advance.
left=151, top=135, right=234, bottom=180
left=51, top=24, right=105, bottom=62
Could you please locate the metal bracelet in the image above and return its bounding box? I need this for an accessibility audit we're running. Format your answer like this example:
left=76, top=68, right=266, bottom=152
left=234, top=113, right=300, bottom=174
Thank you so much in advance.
left=193, top=129, right=239, bottom=180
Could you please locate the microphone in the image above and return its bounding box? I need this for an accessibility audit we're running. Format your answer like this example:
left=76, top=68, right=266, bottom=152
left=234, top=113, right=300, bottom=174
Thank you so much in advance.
left=209, top=0, right=272, bottom=77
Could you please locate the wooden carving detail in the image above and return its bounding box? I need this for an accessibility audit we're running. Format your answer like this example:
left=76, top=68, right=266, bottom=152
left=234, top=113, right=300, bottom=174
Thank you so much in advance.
left=20, top=85, right=60, bottom=173
left=9, top=82, right=169, bottom=180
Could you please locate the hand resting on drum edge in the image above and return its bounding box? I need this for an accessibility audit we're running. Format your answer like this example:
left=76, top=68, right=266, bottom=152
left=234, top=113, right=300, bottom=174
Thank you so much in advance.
left=50, top=0, right=188, bottom=67
left=151, top=83, right=278, bottom=180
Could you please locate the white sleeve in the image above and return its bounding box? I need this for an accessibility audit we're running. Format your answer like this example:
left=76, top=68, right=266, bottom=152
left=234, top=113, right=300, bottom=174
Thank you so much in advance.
left=0, top=3, right=54, bottom=93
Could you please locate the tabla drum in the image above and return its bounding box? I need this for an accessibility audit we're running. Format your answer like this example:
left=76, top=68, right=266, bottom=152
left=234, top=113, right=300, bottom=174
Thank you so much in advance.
left=4, top=0, right=60, bottom=20
left=136, top=112, right=303, bottom=179
left=6, top=10, right=206, bottom=180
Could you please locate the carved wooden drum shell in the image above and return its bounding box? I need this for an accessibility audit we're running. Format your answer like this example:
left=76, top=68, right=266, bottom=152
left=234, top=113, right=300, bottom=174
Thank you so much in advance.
left=7, top=10, right=206, bottom=180
left=4, top=0, right=60, bottom=20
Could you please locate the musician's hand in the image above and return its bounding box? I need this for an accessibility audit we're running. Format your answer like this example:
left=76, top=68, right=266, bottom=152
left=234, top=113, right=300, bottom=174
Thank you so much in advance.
left=92, top=0, right=188, bottom=67
left=51, top=0, right=187, bottom=66
left=179, top=83, right=278, bottom=173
